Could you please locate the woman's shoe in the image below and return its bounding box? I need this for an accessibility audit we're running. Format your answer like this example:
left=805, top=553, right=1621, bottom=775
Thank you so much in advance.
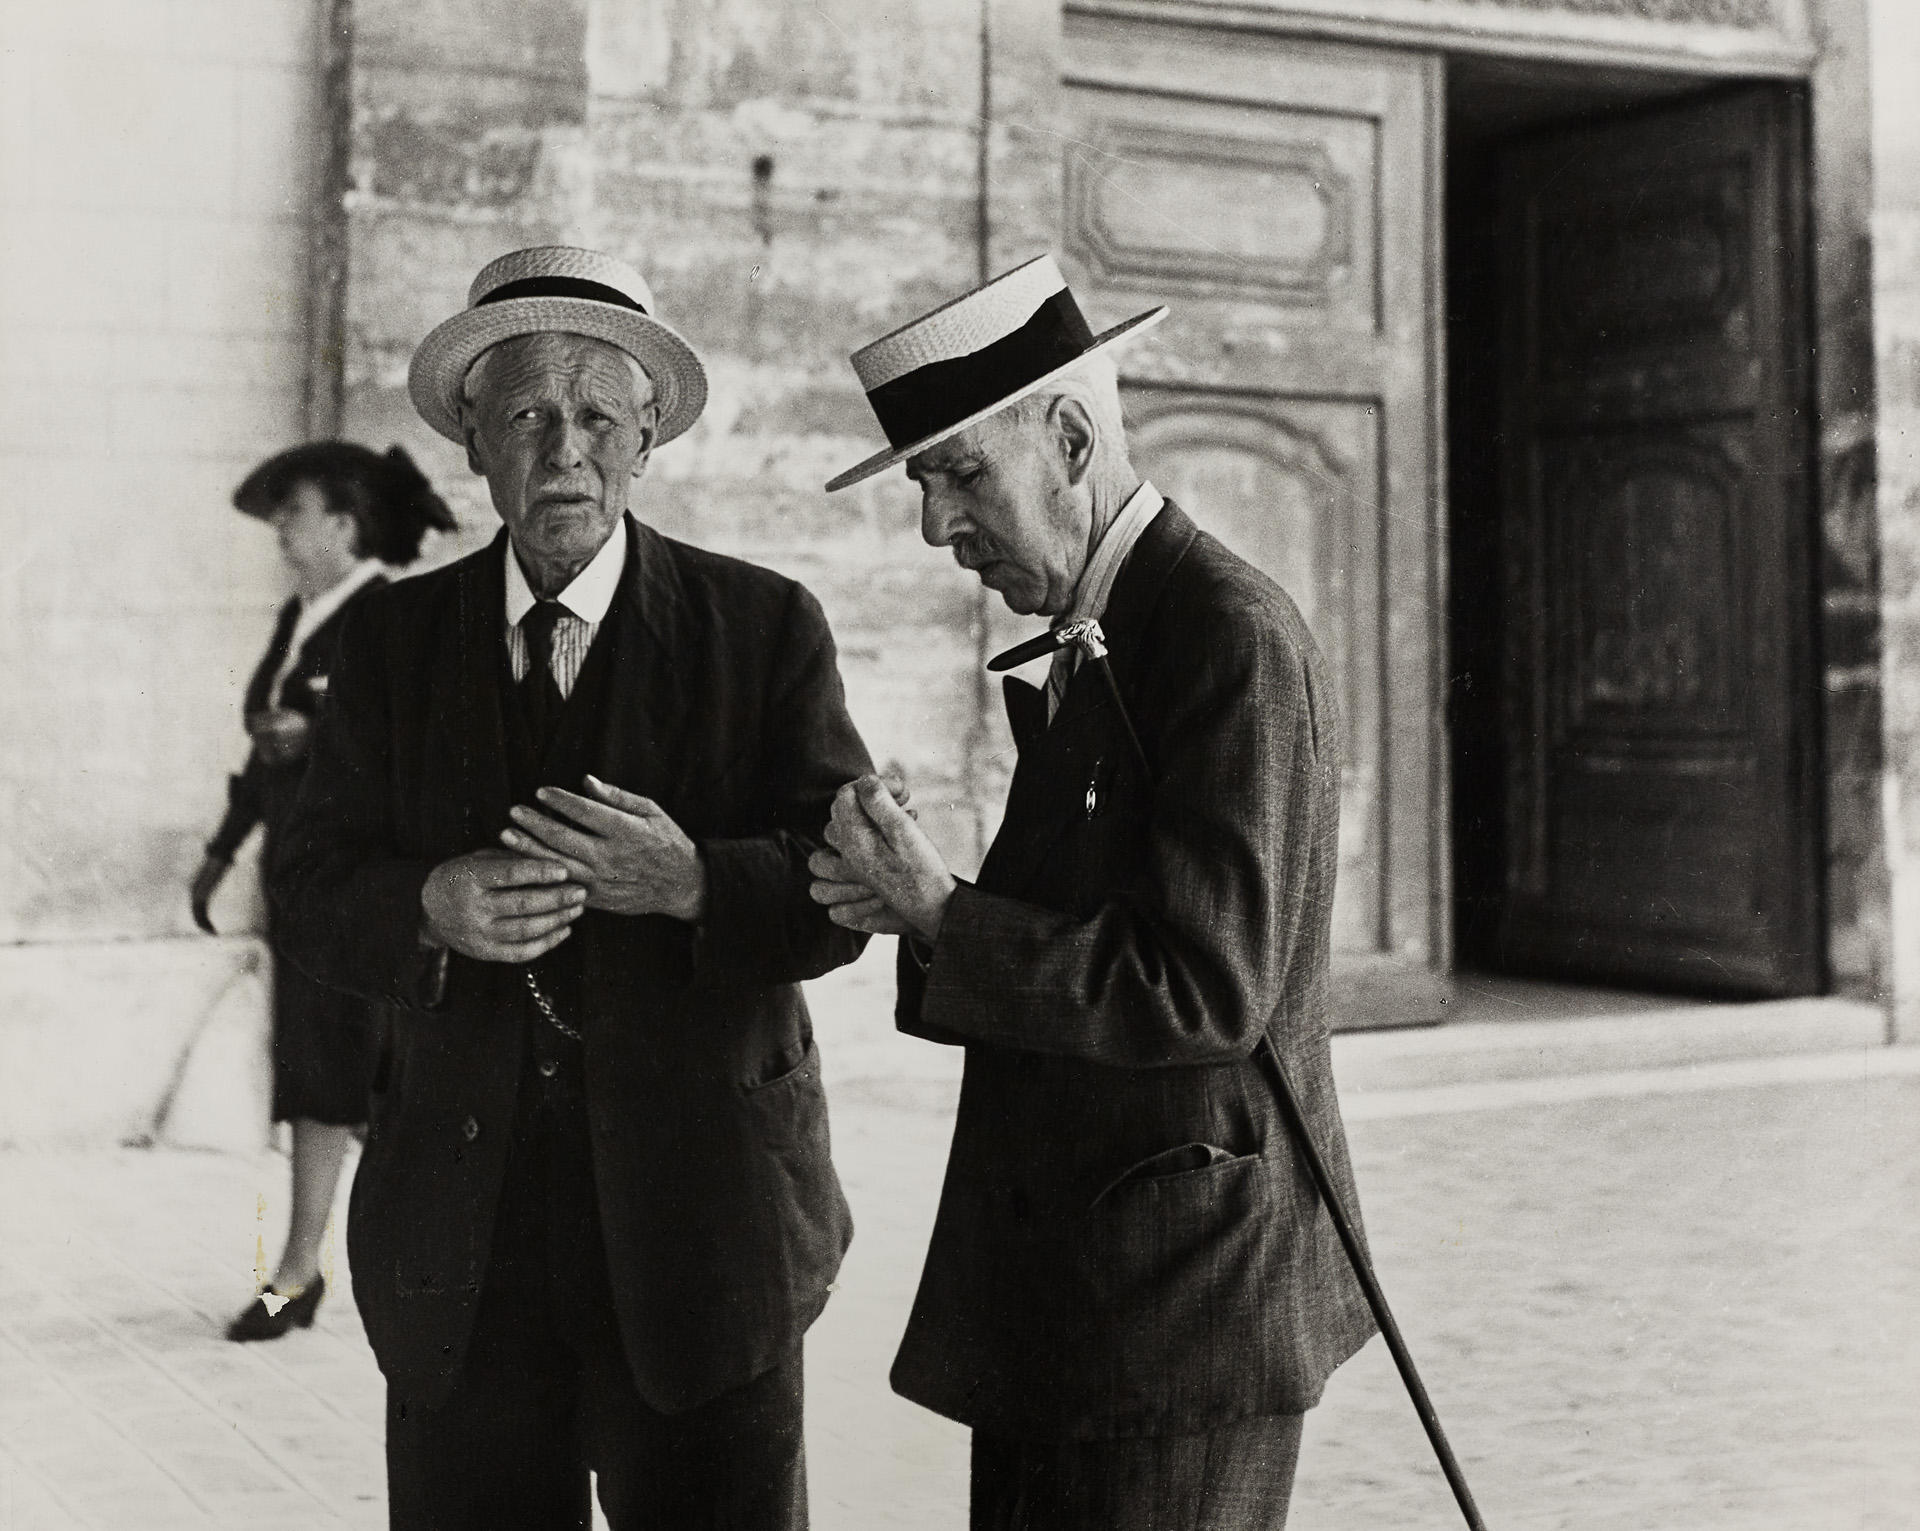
left=225, top=1274, right=325, bottom=1342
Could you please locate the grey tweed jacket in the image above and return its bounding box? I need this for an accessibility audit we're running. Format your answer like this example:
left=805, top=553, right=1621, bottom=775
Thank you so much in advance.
left=891, top=500, right=1376, bottom=1441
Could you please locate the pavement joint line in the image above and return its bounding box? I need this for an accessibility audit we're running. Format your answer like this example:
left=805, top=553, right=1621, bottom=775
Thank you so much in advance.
left=0, top=1286, right=234, bottom=1524
left=15, top=1211, right=367, bottom=1516
left=1341, top=1044, right=1920, bottom=1120
left=1333, top=996, right=1884, bottom=1057
left=64, top=1152, right=382, bottom=1450
left=0, top=1334, right=97, bottom=1529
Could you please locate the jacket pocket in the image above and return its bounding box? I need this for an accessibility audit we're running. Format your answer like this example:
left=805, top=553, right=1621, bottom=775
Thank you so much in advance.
left=1061, top=1149, right=1279, bottom=1418
left=738, top=1035, right=853, bottom=1293
left=743, top=1032, right=816, bottom=1094
left=1092, top=1142, right=1255, bottom=1207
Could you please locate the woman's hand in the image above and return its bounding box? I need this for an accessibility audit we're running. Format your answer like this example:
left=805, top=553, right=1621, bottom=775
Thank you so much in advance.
left=190, top=855, right=229, bottom=935
left=247, top=708, right=313, bottom=766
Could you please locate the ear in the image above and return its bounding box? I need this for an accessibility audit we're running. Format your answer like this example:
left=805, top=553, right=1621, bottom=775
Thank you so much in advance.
left=629, top=407, right=659, bottom=480
left=1052, top=396, right=1098, bottom=487
left=461, top=412, right=487, bottom=478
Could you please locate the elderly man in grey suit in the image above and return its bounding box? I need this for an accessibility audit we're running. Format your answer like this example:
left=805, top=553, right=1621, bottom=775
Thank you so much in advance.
left=809, top=256, right=1376, bottom=1529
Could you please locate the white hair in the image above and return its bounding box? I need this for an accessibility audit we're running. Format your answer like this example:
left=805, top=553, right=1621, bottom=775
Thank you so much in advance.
left=999, top=351, right=1128, bottom=462
left=460, top=337, right=658, bottom=419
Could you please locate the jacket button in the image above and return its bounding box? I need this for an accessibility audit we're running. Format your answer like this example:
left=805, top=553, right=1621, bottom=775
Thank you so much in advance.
left=537, top=1059, right=558, bottom=1078
left=461, top=1116, right=480, bottom=1141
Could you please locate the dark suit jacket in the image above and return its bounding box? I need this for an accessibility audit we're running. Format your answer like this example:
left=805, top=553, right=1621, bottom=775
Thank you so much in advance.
left=270, top=516, right=871, bottom=1412
left=890, top=501, right=1375, bottom=1441
left=207, top=578, right=386, bottom=861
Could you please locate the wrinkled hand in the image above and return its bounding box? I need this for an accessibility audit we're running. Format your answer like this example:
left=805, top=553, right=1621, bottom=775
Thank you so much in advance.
left=189, top=854, right=229, bottom=935
left=807, top=774, right=915, bottom=934
left=420, top=847, right=586, bottom=963
left=813, top=774, right=954, bottom=941
left=247, top=708, right=312, bottom=767
left=500, top=775, right=708, bottom=922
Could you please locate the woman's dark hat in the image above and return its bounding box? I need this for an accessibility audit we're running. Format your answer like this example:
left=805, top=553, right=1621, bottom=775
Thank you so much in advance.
left=234, top=442, right=455, bottom=566
left=409, top=245, right=708, bottom=447
left=825, top=255, right=1165, bottom=492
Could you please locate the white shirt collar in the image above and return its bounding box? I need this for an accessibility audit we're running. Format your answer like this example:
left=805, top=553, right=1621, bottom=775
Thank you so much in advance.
left=1068, top=480, right=1164, bottom=625
left=291, top=560, right=383, bottom=651
left=504, top=520, right=628, bottom=627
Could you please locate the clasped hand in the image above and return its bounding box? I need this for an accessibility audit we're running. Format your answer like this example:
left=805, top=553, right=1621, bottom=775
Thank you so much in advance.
left=499, top=775, right=708, bottom=923
left=419, top=847, right=584, bottom=963
left=420, top=777, right=707, bottom=964
left=808, top=774, right=955, bottom=941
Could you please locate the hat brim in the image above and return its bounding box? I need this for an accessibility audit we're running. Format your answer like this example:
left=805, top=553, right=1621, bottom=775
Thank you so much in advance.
left=824, top=307, right=1166, bottom=493
left=408, top=296, right=710, bottom=447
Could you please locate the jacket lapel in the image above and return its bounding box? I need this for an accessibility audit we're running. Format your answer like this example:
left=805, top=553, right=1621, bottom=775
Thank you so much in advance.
left=975, top=501, right=1200, bottom=899
left=435, top=533, right=516, bottom=844
left=243, top=600, right=300, bottom=716
left=1003, top=674, right=1047, bottom=753
left=580, top=516, right=691, bottom=806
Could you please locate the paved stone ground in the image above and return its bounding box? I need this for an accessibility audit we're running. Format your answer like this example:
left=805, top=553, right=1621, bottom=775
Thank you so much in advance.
left=3, top=1041, right=1916, bottom=1528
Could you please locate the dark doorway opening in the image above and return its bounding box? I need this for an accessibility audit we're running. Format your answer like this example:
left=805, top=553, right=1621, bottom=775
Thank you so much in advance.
left=1446, top=59, right=1825, bottom=997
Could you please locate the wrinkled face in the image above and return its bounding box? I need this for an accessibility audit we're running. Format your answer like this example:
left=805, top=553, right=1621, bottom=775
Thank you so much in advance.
left=461, top=332, right=656, bottom=576
left=905, top=410, right=1089, bottom=618
left=270, top=479, right=358, bottom=586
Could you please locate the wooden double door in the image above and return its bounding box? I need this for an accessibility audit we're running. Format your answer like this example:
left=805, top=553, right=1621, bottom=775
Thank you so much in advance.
left=1060, top=17, right=1821, bottom=1006
left=1488, top=88, right=1821, bottom=996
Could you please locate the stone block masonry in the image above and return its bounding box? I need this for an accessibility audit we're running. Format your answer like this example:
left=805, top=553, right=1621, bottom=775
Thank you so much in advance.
left=341, top=0, right=1036, bottom=875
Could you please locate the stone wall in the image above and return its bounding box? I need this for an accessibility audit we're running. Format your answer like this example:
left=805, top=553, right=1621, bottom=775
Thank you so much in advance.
left=1807, top=0, right=1888, bottom=999
left=0, top=0, right=326, bottom=1145
left=340, top=0, right=1017, bottom=873
left=1869, top=0, right=1920, bottom=1038
left=0, top=0, right=324, bottom=942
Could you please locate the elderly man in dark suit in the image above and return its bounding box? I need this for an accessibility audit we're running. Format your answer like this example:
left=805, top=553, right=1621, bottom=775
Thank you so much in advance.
left=272, top=246, right=871, bottom=1531
left=810, top=256, right=1376, bottom=1529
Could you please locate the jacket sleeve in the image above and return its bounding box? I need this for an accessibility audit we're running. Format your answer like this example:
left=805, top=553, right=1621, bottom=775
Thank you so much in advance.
left=205, top=758, right=266, bottom=861
left=268, top=595, right=447, bottom=1011
left=206, top=606, right=297, bottom=860
left=688, top=580, right=873, bottom=989
left=914, top=604, right=1334, bottom=1069
left=895, top=919, right=973, bottom=1048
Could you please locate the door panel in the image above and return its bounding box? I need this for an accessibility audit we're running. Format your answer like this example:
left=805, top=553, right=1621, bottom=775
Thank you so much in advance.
left=1063, top=17, right=1442, bottom=1011
left=1126, top=391, right=1385, bottom=957
left=1495, top=87, right=1819, bottom=995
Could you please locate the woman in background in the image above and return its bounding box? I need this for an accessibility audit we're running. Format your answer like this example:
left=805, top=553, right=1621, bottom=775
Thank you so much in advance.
left=190, top=441, right=455, bottom=1342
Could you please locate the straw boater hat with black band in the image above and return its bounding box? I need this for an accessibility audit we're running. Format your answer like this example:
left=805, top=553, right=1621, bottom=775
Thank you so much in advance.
left=409, top=245, right=709, bottom=446
left=825, top=254, right=1165, bottom=493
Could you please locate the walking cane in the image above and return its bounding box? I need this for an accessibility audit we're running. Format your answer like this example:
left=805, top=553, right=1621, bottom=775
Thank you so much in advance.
left=990, top=620, right=1490, bottom=1531
left=1256, top=1039, right=1489, bottom=1531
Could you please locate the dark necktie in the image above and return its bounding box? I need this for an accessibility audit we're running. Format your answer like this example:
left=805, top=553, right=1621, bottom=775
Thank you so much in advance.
left=519, top=601, right=567, bottom=743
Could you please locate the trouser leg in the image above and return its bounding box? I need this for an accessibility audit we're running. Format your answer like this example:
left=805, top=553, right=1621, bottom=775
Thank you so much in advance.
left=384, top=1083, right=589, bottom=1531
left=383, top=1282, right=589, bottom=1531
left=584, top=1345, right=808, bottom=1531
left=970, top=1413, right=1305, bottom=1531
left=535, top=1072, right=808, bottom=1531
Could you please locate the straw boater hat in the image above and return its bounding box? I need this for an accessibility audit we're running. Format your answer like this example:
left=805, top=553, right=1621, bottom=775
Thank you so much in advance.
left=825, top=254, right=1165, bottom=492
left=408, top=245, right=709, bottom=447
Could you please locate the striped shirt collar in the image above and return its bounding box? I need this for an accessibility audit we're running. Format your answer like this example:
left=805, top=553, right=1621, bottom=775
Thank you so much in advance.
left=1065, top=480, right=1163, bottom=627
left=504, top=521, right=627, bottom=628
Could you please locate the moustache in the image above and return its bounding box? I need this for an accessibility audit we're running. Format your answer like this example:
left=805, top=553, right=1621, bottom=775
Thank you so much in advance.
left=952, top=536, right=999, bottom=573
